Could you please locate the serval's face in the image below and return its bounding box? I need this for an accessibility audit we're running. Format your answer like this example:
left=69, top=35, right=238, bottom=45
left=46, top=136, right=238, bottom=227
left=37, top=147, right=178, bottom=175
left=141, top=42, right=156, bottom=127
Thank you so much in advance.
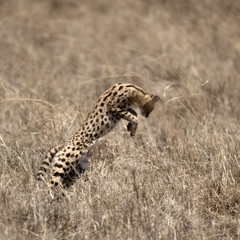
left=140, top=95, right=161, bottom=118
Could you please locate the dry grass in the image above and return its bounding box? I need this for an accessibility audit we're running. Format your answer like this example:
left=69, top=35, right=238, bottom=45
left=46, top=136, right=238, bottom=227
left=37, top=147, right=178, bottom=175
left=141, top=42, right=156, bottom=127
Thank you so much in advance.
left=0, top=0, right=240, bottom=239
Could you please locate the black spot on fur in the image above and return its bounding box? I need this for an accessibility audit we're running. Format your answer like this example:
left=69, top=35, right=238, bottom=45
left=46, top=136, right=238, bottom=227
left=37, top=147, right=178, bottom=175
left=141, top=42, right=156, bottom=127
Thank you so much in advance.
left=53, top=172, right=60, bottom=177
left=39, top=167, right=47, bottom=172
left=50, top=151, right=55, bottom=157
left=66, top=153, right=70, bottom=157
left=100, top=102, right=104, bottom=107
left=103, top=92, right=112, bottom=101
left=54, top=163, right=63, bottom=168
left=42, top=161, right=50, bottom=166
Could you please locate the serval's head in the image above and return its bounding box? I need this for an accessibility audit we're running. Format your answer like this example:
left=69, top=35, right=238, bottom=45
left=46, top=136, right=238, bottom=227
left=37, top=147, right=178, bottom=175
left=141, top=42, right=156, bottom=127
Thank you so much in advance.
left=140, top=94, right=161, bottom=118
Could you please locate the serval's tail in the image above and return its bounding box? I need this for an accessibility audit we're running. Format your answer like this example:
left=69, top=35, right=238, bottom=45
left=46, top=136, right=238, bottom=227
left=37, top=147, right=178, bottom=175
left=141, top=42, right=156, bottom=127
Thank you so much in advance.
left=36, top=144, right=63, bottom=181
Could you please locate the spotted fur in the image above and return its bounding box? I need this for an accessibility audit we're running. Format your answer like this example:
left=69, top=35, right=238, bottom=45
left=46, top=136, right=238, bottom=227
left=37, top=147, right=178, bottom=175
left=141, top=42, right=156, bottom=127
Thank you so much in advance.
left=37, top=83, right=160, bottom=188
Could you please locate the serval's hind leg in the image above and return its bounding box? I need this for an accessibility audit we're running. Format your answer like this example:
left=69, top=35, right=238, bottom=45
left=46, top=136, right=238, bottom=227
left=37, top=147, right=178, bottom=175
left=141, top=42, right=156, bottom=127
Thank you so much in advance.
left=62, top=156, right=88, bottom=188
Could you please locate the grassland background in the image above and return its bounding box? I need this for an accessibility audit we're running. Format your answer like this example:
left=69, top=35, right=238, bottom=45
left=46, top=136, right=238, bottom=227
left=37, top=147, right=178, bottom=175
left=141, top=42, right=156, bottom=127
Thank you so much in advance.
left=0, top=0, right=240, bottom=239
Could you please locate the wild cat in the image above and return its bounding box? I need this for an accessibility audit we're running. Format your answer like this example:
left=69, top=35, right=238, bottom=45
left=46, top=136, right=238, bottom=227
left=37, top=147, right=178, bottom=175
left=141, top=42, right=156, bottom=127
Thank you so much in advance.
left=37, top=83, right=160, bottom=188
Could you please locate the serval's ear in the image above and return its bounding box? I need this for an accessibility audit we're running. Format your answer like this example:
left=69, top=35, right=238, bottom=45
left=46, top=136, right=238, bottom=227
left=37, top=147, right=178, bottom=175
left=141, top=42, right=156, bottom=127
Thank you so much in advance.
left=150, top=95, right=161, bottom=104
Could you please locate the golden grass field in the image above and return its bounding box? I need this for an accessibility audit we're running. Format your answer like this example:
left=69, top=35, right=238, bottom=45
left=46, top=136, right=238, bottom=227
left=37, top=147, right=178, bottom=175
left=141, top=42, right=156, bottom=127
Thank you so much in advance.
left=0, top=0, right=240, bottom=239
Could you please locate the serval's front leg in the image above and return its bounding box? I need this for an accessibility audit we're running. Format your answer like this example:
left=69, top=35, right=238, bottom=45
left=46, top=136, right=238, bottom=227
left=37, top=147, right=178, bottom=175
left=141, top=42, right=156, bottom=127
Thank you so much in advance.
left=126, top=108, right=138, bottom=135
left=111, top=107, right=138, bottom=137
